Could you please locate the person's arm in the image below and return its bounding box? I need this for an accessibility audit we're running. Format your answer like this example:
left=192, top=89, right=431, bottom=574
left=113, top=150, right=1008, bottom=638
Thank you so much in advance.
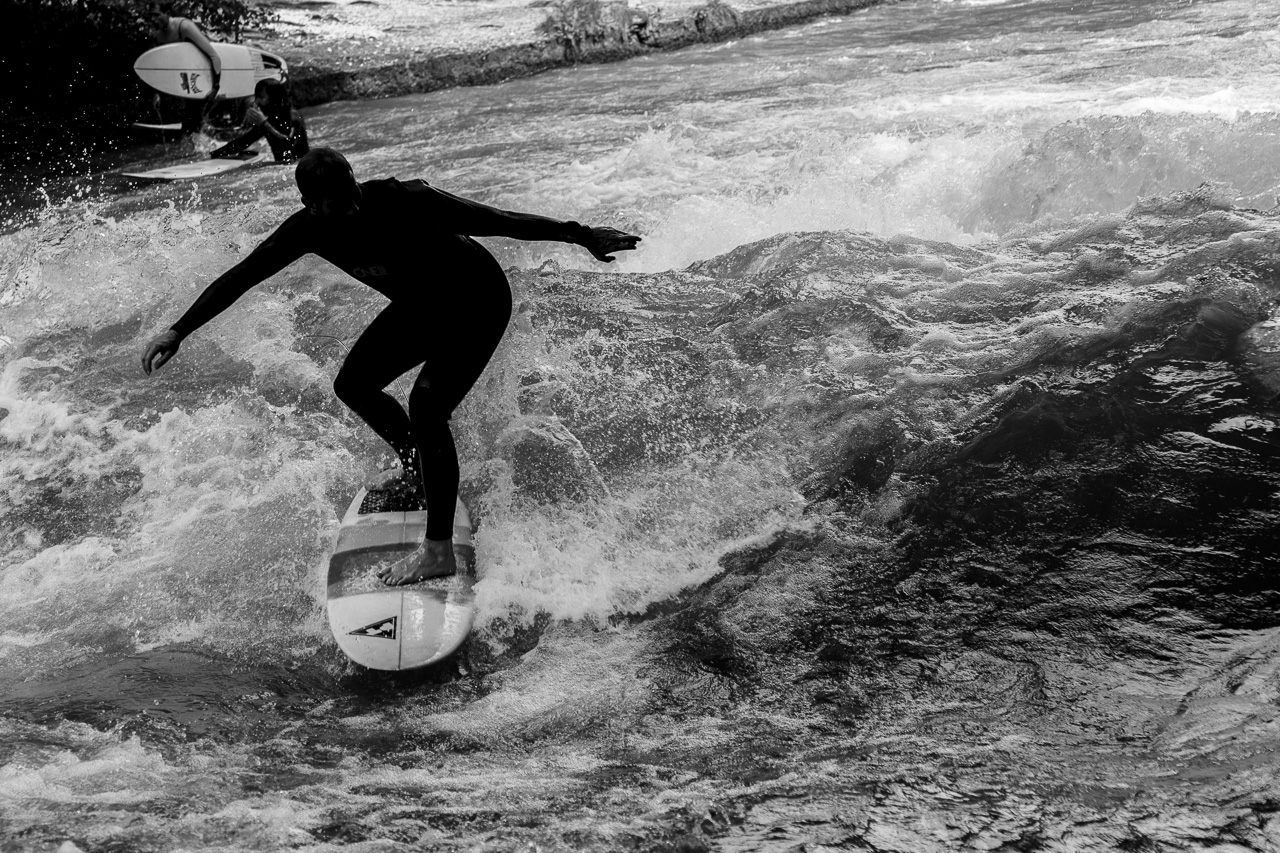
left=177, top=18, right=222, bottom=94
left=407, top=181, right=641, bottom=262
left=210, top=125, right=266, bottom=159
left=141, top=217, right=307, bottom=374
left=288, top=112, right=310, bottom=158
left=241, top=107, right=303, bottom=151
left=240, top=107, right=285, bottom=142
left=259, top=122, right=283, bottom=142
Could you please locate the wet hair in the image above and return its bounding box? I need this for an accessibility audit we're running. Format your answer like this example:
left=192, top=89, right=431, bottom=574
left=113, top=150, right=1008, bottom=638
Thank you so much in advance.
left=254, top=79, right=294, bottom=127
left=295, top=147, right=354, bottom=200
left=255, top=78, right=291, bottom=104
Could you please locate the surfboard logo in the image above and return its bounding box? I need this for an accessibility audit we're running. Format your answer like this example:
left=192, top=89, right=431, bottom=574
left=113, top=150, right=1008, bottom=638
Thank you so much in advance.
left=349, top=616, right=397, bottom=640
left=180, top=72, right=202, bottom=94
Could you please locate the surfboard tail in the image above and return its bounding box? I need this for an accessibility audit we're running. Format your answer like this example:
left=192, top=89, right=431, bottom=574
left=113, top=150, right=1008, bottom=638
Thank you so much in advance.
left=328, top=482, right=477, bottom=670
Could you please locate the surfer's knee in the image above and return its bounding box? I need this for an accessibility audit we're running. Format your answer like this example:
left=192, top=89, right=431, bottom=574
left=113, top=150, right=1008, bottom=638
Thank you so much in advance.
left=408, top=378, right=453, bottom=424
left=332, top=368, right=363, bottom=407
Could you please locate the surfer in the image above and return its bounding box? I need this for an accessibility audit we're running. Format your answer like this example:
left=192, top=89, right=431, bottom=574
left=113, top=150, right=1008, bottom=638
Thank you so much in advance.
left=148, top=1, right=222, bottom=134
left=210, top=80, right=310, bottom=163
left=139, top=147, right=641, bottom=584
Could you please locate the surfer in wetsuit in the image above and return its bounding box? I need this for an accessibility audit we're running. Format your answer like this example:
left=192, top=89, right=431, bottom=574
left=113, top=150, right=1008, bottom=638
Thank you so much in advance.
left=139, top=147, right=640, bottom=584
left=211, top=80, right=309, bottom=163
left=148, top=1, right=222, bottom=134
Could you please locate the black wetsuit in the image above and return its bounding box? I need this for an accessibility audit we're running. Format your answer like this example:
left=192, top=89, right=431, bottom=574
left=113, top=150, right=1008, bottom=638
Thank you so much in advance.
left=210, top=111, right=309, bottom=163
left=170, top=177, right=592, bottom=539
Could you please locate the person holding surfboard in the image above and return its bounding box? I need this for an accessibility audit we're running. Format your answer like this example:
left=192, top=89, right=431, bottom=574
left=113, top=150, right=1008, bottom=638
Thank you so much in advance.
left=210, top=79, right=309, bottom=163
left=148, top=1, right=222, bottom=134
left=139, top=147, right=640, bottom=584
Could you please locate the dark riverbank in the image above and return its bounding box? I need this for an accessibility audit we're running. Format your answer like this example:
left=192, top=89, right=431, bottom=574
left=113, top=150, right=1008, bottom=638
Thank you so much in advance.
left=0, top=0, right=889, bottom=216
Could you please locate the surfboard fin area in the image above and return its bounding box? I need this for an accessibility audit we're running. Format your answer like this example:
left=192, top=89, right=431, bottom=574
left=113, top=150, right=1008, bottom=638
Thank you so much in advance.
left=326, top=477, right=476, bottom=670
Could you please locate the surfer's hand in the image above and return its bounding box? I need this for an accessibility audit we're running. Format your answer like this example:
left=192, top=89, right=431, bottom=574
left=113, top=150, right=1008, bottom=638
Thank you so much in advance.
left=246, top=106, right=267, bottom=126
left=141, top=330, right=181, bottom=375
left=581, top=226, right=641, bottom=263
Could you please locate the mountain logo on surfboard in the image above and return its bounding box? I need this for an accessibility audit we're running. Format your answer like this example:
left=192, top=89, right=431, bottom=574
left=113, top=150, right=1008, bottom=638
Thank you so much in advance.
left=349, top=616, right=397, bottom=640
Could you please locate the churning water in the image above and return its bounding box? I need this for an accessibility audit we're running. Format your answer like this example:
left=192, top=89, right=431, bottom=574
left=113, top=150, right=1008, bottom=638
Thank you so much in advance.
left=4, top=0, right=1280, bottom=849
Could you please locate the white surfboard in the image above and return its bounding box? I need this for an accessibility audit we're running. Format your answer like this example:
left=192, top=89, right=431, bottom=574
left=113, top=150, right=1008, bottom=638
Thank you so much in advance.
left=326, top=477, right=477, bottom=671
left=122, top=152, right=270, bottom=181
left=132, top=122, right=183, bottom=131
left=134, top=42, right=288, bottom=100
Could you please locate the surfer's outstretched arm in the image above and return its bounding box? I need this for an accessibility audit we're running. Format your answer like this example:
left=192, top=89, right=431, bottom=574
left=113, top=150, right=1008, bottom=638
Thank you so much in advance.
left=141, top=218, right=307, bottom=374
left=404, top=182, right=642, bottom=262
left=576, top=226, right=642, bottom=262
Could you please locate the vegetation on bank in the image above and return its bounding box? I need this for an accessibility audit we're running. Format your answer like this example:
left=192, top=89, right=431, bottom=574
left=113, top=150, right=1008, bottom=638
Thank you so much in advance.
left=536, top=0, right=656, bottom=62
left=1, top=0, right=276, bottom=157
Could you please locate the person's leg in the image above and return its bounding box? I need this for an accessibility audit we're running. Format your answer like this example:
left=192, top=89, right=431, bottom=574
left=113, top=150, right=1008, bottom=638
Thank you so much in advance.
left=379, top=275, right=513, bottom=584
left=180, top=97, right=205, bottom=135
left=408, top=384, right=459, bottom=542
left=410, top=304, right=511, bottom=540
left=333, top=304, right=432, bottom=491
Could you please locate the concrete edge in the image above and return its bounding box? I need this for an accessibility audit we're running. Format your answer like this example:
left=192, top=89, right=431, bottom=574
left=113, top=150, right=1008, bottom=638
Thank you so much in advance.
left=287, top=0, right=889, bottom=108
left=0, top=0, right=886, bottom=157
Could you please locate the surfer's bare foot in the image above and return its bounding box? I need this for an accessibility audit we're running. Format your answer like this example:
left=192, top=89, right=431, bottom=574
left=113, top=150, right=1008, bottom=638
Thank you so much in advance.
left=377, top=538, right=456, bottom=585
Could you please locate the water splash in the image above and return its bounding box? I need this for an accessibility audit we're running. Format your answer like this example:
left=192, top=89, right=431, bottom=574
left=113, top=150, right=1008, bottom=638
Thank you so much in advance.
left=3, top=0, right=1280, bottom=849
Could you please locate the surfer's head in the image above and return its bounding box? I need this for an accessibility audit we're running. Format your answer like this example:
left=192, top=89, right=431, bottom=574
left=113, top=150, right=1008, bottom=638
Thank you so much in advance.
left=147, top=0, right=174, bottom=33
left=296, top=148, right=362, bottom=219
left=255, top=79, right=290, bottom=109
left=255, top=79, right=293, bottom=125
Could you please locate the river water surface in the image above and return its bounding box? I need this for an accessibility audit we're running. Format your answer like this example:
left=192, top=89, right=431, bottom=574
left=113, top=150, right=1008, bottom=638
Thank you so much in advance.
left=3, top=0, right=1280, bottom=849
